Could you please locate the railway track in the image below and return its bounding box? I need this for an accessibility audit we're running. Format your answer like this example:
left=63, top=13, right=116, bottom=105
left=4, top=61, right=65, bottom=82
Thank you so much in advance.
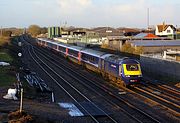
left=26, top=44, right=118, bottom=123
left=147, top=85, right=179, bottom=102
left=27, top=42, right=162, bottom=123
left=159, top=84, right=180, bottom=93
left=131, top=86, right=180, bottom=114
left=141, top=82, right=180, bottom=104
left=135, top=80, right=180, bottom=116
left=21, top=36, right=179, bottom=122
left=143, top=78, right=180, bottom=95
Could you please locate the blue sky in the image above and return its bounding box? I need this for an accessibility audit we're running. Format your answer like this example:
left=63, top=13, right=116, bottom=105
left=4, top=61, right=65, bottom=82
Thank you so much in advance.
left=0, top=0, right=180, bottom=28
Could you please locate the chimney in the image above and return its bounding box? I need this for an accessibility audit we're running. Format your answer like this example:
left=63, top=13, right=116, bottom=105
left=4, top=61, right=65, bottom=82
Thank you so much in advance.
left=163, top=21, right=165, bottom=31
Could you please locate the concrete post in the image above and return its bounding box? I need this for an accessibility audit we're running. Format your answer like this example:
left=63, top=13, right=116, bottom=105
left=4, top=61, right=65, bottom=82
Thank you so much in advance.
left=163, top=51, right=167, bottom=59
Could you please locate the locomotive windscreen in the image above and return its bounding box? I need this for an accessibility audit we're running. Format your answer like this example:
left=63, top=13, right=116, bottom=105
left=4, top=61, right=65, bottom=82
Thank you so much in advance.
left=126, top=64, right=139, bottom=71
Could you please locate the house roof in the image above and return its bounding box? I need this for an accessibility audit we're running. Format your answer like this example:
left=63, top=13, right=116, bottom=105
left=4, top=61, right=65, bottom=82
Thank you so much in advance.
left=157, top=24, right=176, bottom=32
left=116, top=28, right=141, bottom=33
left=133, top=33, right=158, bottom=39
left=144, top=33, right=158, bottom=38
left=90, top=27, right=123, bottom=37
left=130, top=40, right=180, bottom=47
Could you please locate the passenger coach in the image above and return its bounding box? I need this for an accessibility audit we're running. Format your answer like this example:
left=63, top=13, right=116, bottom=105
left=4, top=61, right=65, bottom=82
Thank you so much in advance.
left=37, top=38, right=143, bottom=87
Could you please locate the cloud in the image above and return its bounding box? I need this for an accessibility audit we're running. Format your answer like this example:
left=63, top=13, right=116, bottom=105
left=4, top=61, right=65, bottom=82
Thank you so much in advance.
left=80, top=0, right=148, bottom=27
left=55, top=0, right=148, bottom=27
left=4, top=0, right=177, bottom=28
left=29, top=0, right=175, bottom=28
left=57, top=0, right=92, bottom=14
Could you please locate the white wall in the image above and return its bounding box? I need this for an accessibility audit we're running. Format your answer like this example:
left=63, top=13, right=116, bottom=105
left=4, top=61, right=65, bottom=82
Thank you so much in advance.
left=155, top=26, right=175, bottom=36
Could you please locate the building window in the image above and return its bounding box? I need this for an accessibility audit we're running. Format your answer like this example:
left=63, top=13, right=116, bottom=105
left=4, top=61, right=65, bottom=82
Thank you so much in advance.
left=167, top=30, right=171, bottom=33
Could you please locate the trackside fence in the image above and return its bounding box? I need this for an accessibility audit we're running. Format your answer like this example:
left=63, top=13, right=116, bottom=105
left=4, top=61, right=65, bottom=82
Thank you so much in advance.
left=140, top=55, right=180, bottom=82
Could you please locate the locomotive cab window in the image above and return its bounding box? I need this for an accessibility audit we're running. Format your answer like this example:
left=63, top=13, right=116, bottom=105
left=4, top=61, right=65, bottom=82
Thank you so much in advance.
left=126, top=64, right=139, bottom=71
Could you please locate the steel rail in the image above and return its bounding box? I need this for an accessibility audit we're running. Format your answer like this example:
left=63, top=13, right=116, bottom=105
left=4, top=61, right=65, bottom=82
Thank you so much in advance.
left=32, top=44, right=161, bottom=123
left=27, top=45, right=100, bottom=123
left=27, top=44, right=118, bottom=123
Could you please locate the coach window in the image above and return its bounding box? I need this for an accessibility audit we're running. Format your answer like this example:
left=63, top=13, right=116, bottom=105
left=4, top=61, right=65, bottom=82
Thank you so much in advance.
left=81, top=53, right=87, bottom=61
left=89, top=56, right=93, bottom=62
left=53, top=44, right=56, bottom=49
left=90, top=56, right=97, bottom=64
left=69, top=49, right=78, bottom=57
left=74, top=50, right=78, bottom=57
left=87, top=55, right=90, bottom=61
left=59, top=46, right=66, bottom=52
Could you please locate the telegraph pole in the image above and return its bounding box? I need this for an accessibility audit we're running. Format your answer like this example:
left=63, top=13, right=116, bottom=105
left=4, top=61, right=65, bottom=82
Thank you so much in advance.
left=147, top=8, right=150, bottom=31
left=176, top=25, right=178, bottom=40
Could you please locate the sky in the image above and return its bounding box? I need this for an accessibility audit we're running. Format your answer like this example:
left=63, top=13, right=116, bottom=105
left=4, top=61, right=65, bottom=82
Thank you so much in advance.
left=0, top=0, right=180, bottom=28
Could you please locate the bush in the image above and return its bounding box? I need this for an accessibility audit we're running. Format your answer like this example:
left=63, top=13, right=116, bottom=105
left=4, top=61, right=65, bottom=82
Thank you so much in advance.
left=134, top=46, right=144, bottom=55
left=121, top=42, right=143, bottom=55
left=2, top=31, right=12, bottom=37
left=0, top=36, right=10, bottom=46
left=121, top=42, right=135, bottom=54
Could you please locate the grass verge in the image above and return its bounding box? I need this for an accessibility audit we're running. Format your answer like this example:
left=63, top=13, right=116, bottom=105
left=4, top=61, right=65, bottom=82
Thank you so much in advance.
left=0, top=67, right=16, bottom=86
left=0, top=36, right=10, bottom=46
left=0, top=37, right=18, bottom=87
left=0, top=49, right=13, bottom=62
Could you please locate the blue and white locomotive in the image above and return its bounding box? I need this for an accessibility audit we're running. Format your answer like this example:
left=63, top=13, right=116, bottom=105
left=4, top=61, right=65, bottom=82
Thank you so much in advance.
left=37, top=38, right=142, bottom=87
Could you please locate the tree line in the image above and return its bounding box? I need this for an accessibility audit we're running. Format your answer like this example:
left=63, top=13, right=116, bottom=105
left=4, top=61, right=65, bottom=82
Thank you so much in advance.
left=28, top=25, right=47, bottom=37
left=0, top=25, right=47, bottom=38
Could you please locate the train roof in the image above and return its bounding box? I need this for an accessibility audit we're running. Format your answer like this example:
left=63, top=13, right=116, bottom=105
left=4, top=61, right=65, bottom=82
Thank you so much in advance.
left=67, top=45, right=84, bottom=51
left=38, top=38, right=69, bottom=47
left=81, top=49, right=105, bottom=57
left=38, top=38, right=53, bottom=42
left=105, top=55, right=128, bottom=64
left=57, top=42, right=69, bottom=47
left=49, top=41, right=59, bottom=45
left=121, top=58, right=139, bottom=64
left=100, top=54, right=113, bottom=59
left=38, top=38, right=59, bottom=44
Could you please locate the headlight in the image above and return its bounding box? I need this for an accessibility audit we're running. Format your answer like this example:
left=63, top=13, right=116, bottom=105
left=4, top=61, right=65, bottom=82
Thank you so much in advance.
left=125, top=75, right=130, bottom=77
left=138, top=75, right=142, bottom=77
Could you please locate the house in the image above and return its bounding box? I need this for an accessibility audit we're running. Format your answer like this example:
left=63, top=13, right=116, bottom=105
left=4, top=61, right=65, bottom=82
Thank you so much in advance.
left=155, top=22, right=176, bottom=38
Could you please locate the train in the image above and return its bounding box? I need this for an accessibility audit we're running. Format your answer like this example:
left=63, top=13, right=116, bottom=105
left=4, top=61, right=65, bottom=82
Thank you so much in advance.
left=37, top=38, right=143, bottom=87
